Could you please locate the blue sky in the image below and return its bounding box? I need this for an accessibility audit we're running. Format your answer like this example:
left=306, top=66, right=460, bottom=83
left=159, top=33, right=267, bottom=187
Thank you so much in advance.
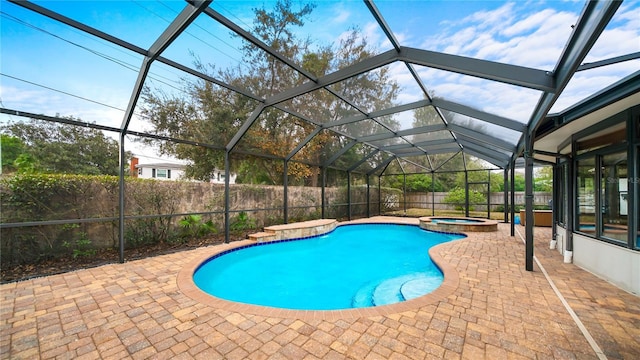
left=1, top=0, right=639, bottom=160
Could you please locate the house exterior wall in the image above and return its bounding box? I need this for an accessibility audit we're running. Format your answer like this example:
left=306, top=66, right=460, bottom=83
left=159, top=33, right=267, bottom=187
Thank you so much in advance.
left=573, top=233, right=640, bottom=295
left=210, top=170, right=237, bottom=184
left=552, top=225, right=637, bottom=294
left=556, top=225, right=567, bottom=256
left=137, top=166, right=186, bottom=181
left=135, top=165, right=236, bottom=184
left=552, top=103, right=639, bottom=296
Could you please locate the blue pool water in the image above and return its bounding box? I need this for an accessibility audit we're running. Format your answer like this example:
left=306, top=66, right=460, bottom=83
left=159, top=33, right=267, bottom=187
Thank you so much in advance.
left=193, top=224, right=465, bottom=310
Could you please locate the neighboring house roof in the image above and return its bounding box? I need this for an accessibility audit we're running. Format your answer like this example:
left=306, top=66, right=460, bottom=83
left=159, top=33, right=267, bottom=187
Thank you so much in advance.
left=135, top=163, right=186, bottom=170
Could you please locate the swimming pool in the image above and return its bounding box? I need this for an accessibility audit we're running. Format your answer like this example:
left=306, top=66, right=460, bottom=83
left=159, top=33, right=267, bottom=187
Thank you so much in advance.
left=192, top=224, right=465, bottom=310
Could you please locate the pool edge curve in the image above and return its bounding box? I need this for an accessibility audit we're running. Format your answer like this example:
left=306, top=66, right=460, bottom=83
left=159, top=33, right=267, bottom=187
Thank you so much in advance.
left=177, top=219, right=461, bottom=320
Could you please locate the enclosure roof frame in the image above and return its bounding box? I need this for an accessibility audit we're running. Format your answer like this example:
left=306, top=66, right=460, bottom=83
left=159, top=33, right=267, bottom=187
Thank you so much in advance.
left=4, top=0, right=636, bottom=175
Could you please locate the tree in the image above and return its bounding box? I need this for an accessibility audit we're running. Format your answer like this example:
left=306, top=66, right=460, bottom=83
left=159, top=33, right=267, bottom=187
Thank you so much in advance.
left=444, top=187, right=486, bottom=211
left=141, top=0, right=399, bottom=185
left=409, top=103, right=474, bottom=181
left=383, top=173, right=444, bottom=192
left=141, top=83, right=251, bottom=181
left=454, top=169, right=503, bottom=193
left=534, top=166, right=553, bottom=192
left=0, top=134, right=25, bottom=174
left=2, top=119, right=127, bottom=176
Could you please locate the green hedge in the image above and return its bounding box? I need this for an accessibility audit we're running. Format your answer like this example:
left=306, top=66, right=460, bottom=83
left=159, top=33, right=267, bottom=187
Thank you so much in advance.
left=0, top=174, right=190, bottom=265
left=0, top=174, right=403, bottom=266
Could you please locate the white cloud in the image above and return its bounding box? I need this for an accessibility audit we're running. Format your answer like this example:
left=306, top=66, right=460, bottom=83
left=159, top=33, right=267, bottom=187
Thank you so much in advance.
left=455, top=2, right=516, bottom=31
left=388, top=62, right=413, bottom=79
left=0, top=84, right=124, bottom=128
left=551, top=60, right=640, bottom=113
left=421, top=3, right=579, bottom=69
left=4, top=0, right=638, bottom=152
left=330, top=3, right=351, bottom=25
left=617, top=0, right=640, bottom=26
left=378, top=0, right=638, bottom=129
left=0, top=85, right=53, bottom=106
left=440, top=27, right=480, bottom=54
left=585, top=2, right=640, bottom=62
left=501, top=9, right=556, bottom=37
left=363, top=21, right=385, bottom=49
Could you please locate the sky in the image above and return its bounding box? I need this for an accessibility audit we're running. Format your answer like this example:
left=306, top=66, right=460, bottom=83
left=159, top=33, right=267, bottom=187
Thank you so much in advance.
left=1, top=0, right=639, bottom=162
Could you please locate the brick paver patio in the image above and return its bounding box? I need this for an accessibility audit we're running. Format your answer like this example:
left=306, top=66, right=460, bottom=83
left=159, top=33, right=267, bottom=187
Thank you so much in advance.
left=1, top=217, right=639, bottom=359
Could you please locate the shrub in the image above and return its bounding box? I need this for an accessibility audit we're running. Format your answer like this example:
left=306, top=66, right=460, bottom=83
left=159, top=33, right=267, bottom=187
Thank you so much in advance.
left=62, top=225, right=96, bottom=259
left=443, top=187, right=486, bottom=211
left=178, top=214, right=216, bottom=241
left=230, top=211, right=257, bottom=232
left=1, top=174, right=117, bottom=264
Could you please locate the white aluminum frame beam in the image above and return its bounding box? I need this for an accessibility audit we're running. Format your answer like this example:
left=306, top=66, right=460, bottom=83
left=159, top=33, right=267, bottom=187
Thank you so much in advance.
left=381, top=138, right=455, bottom=151
left=359, top=123, right=448, bottom=143
left=8, top=1, right=264, bottom=104
left=432, top=98, right=526, bottom=132
left=368, top=155, right=397, bottom=176
left=458, top=141, right=511, bottom=163
left=526, top=0, right=621, bottom=140
left=348, top=149, right=380, bottom=172
left=399, top=47, right=556, bottom=92
left=463, top=148, right=506, bottom=168
left=325, top=99, right=433, bottom=128
left=197, top=5, right=317, bottom=81
left=286, top=127, right=323, bottom=161
left=447, top=124, right=516, bottom=152
left=577, top=51, right=640, bottom=71
left=121, top=0, right=212, bottom=130
left=461, top=145, right=510, bottom=167
left=323, top=140, right=358, bottom=167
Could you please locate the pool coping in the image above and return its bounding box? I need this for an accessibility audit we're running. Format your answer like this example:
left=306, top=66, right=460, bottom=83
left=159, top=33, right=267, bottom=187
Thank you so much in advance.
left=176, top=219, right=461, bottom=320
left=419, top=216, right=499, bottom=232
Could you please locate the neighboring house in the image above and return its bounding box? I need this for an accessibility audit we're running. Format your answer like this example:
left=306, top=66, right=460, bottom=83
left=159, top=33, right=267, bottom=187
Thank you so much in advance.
left=130, top=157, right=236, bottom=184
left=209, top=169, right=236, bottom=184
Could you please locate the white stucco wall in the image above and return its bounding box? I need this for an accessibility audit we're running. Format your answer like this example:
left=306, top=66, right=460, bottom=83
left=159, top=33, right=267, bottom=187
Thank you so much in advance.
left=572, top=233, right=639, bottom=295
left=137, top=166, right=185, bottom=181
left=136, top=166, right=236, bottom=184
left=556, top=225, right=566, bottom=256
left=209, top=170, right=237, bottom=184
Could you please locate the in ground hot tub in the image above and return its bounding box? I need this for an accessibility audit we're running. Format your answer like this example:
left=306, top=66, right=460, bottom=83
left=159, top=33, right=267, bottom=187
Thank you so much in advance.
left=419, top=216, right=498, bottom=232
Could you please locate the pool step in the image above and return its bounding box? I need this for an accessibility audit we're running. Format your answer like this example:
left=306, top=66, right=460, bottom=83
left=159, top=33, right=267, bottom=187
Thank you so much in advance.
left=400, top=277, right=442, bottom=300
left=248, top=231, right=277, bottom=242
left=351, top=282, right=376, bottom=308
left=372, top=275, right=410, bottom=306
left=352, top=274, right=443, bottom=308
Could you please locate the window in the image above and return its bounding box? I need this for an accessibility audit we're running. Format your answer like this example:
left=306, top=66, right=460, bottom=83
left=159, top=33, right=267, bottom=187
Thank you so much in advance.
left=156, top=169, right=168, bottom=178
left=571, top=107, right=640, bottom=250
left=576, top=157, right=596, bottom=234
left=600, top=151, right=627, bottom=244
left=557, top=163, right=566, bottom=226
left=637, top=146, right=640, bottom=249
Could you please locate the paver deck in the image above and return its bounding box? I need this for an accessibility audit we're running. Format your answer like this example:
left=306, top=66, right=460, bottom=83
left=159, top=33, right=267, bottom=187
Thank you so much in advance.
left=1, top=217, right=639, bottom=359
